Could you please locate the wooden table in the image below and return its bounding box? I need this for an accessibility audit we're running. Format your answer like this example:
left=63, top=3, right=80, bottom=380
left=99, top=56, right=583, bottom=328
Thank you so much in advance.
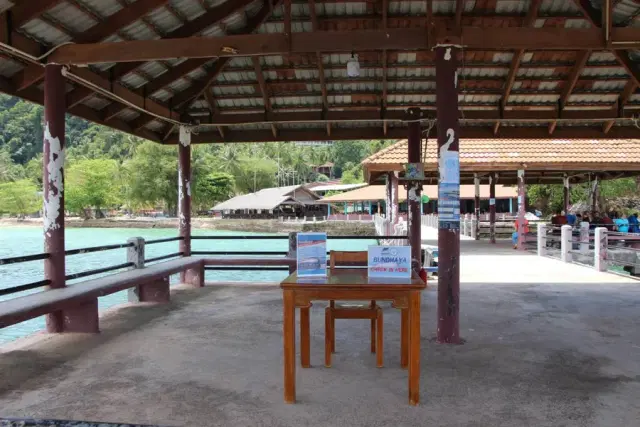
left=280, top=269, right=426, bottom=405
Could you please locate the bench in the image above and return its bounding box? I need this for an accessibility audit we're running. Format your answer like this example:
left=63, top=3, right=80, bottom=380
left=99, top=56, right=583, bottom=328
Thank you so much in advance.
left=0, top=257, right=204, bottom=332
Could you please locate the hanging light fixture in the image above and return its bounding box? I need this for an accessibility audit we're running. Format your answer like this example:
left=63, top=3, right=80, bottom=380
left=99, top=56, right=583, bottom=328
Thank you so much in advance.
left=346, top=52, right=360, bottom=77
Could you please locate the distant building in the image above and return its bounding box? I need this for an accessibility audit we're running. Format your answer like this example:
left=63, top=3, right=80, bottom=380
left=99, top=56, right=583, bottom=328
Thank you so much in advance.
left=311, top=162, right=334, bottom=177
left=212, top=185, right=325, bottom=219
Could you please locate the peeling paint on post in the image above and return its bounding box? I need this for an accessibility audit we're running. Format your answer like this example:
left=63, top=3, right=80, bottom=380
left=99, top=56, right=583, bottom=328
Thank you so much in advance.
left=406, top=110, right=422, bottom=270
left=489, top=173, right=496, bottom=244
left=435, top=45, right=461, bottom=344
left=563, top=174, right=570, bottom=214
left=178, top=126, right=195, bottom=284
left=517, top=169, right=526, bottom=251
left=385, top=172, right=399, bottom=225
left=43, top=64, right=66, bottom=333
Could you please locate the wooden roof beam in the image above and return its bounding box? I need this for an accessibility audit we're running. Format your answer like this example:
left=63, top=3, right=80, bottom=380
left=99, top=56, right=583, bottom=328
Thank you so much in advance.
left=166, top=126, right=640, bottom=144
left=604, top=80, right=637, bottom=133
left=455, top=0, right=464, bottom=30
left=48, top=27, right=640, bottom=65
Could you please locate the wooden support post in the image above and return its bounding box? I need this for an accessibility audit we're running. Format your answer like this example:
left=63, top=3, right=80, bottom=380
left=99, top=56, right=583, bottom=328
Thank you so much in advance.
left=435, top=45, right=461, bottom=344
left=407, top=109, right=422, bottom=270
left=43, top=64, right=66, bottom=333
left=385, top=172, right=399, bottom=224
left=517, top=169, right=526, bottom=251
left=591, top=175, right=600, bottom=217
left=489, top=172, right=496, bottom=244
left=43, top=64, right=99, bottom=333
left=178, top=127, right=202, bottom=286
left=474, top=173, right=480, bottom=240
left=288, top=231, right=297, bottom=274
left=563, top=174, right=570, bottom=214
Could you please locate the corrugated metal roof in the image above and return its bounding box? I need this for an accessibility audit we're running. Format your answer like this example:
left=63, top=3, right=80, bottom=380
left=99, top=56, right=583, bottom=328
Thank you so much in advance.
left=212, top=185, right=319, bottom=211
left=0, top=58, right=22, bottom=78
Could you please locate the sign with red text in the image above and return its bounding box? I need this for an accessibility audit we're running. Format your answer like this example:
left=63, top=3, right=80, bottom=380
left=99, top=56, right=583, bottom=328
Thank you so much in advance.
left=368, top=246, right=411, bottom=279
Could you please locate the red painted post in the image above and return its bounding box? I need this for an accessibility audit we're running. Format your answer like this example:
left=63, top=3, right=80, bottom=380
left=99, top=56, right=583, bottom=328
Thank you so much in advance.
left=43, top=64, right=66, bottom=333
left=406, top=108, right=422, bottom=270
left=474, top=174, right=480, bottom=240
left=489, top=172, right=496, bottom=244
left=517, top=169, right=526, bottom=251
left=435, top=45, right=461, bottom=344
left=178, top=127, right=202, bottom=286
left=563, top=174, right=570, bottom=214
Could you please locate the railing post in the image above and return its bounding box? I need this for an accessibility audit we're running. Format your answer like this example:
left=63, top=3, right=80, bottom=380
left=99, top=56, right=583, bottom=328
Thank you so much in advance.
left=594, top=227, right=608, bottom=272
left=580, top=221, right=589, bottom=253
left=537, top=223, right=546, bottom=257
left=288, top=232, right=297, bottom=274
left=561, top=224, right=572, bottom=263
left=127, top=237, right=145, bottom=269
left=471, top=218, right=478, bottom=239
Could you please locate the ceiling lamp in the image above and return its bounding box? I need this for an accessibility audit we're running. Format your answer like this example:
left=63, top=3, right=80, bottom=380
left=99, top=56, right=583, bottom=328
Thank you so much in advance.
left=347, top=52, right=360, bottom=77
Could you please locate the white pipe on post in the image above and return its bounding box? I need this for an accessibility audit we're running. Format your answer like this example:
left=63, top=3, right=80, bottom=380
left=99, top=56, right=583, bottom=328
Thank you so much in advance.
left=561, top=225, right=572, bottom=263
left=594, top=227, right=608, bottom=272
left=537, top=223, right=546, bottom=257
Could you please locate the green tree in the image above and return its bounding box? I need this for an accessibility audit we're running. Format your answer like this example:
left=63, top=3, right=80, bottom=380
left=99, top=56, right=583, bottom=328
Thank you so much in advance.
left=195, top=172, right=235, bottom=210
left=123, top=141, right=178, bottom=212
left=66, top=159, right=121, bottom=218
left=234, top=157, right=277, bottom=193
left=0, top=148, right=24, bottom=182
left=0, top=179, right=40, bottom=216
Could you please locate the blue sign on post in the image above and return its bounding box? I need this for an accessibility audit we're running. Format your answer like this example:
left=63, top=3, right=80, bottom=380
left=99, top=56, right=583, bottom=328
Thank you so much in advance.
left=297, top=233, right=327, bottom=276
left=368, top=246, right=411, bottom=279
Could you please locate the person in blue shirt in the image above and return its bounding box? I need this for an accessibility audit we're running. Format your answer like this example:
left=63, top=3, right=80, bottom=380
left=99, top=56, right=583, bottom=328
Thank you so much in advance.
left=566, top=211, right=577, bottom=225
left=613, top=212, right=629, bottom=233
left=628, top=213, right=639, bottom=233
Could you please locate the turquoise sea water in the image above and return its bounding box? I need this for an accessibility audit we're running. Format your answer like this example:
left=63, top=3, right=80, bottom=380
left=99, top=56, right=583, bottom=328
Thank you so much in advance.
left=0, top=226, right=375, bottom=344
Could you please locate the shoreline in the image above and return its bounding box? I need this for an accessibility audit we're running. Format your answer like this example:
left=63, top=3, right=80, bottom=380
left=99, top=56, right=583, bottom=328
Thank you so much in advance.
left=0, top=217, right=376, bottom=236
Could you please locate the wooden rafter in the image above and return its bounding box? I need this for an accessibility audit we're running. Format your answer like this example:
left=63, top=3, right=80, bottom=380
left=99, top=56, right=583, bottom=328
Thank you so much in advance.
left=495, top=0, right=541, bottom=134
left=572, top=0, right=640, bottom=134
left=455, top=0, right=464, bottom=30
left=107, top=0, right=281, bottom=130
left=252, top=57, right=272, bottom=112
left=13, top=0, right=170, bottom=92
left=9, top=0, right=63, bottom=28
left=549, top=49, right=591, bottom=134
left=308, top=0, right=328, bottom=114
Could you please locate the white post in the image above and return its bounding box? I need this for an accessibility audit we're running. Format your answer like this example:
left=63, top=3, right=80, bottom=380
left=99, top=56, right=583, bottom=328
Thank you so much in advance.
left=462, top=219, right=468, bottom=235
left=127, top=237, right=145, bottom=302
left=594, top=227, right=608, bottom=272
left=537, top=223, right=547, bottom=257
left=580, top=221, right=589, bottom=253
left=471, top=218, right=478, bottom=239
left=561, top=225, right=572, bottom=263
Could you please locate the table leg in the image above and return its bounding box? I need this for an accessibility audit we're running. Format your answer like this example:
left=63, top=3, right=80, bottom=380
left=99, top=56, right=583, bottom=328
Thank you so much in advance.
left=376, top=308, right=383, bottom=368
left=283, top=290, right=296, bottom=403
left=300, top=307, right=310, bottom=368
left=324, top=307, right=332, bottom=368
left=401, top=308, right=408, bottom=369
left=408, top=290, right=421, bottom=406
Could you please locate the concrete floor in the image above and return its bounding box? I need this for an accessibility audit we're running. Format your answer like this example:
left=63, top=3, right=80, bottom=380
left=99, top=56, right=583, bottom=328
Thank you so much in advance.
left=2, top=240, right=640, bottom=426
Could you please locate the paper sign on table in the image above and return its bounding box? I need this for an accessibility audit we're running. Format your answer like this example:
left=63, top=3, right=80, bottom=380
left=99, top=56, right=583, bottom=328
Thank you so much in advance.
left=297, top=232, right=327, bottom=276
left=368, top=245, right=411, bottom=278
